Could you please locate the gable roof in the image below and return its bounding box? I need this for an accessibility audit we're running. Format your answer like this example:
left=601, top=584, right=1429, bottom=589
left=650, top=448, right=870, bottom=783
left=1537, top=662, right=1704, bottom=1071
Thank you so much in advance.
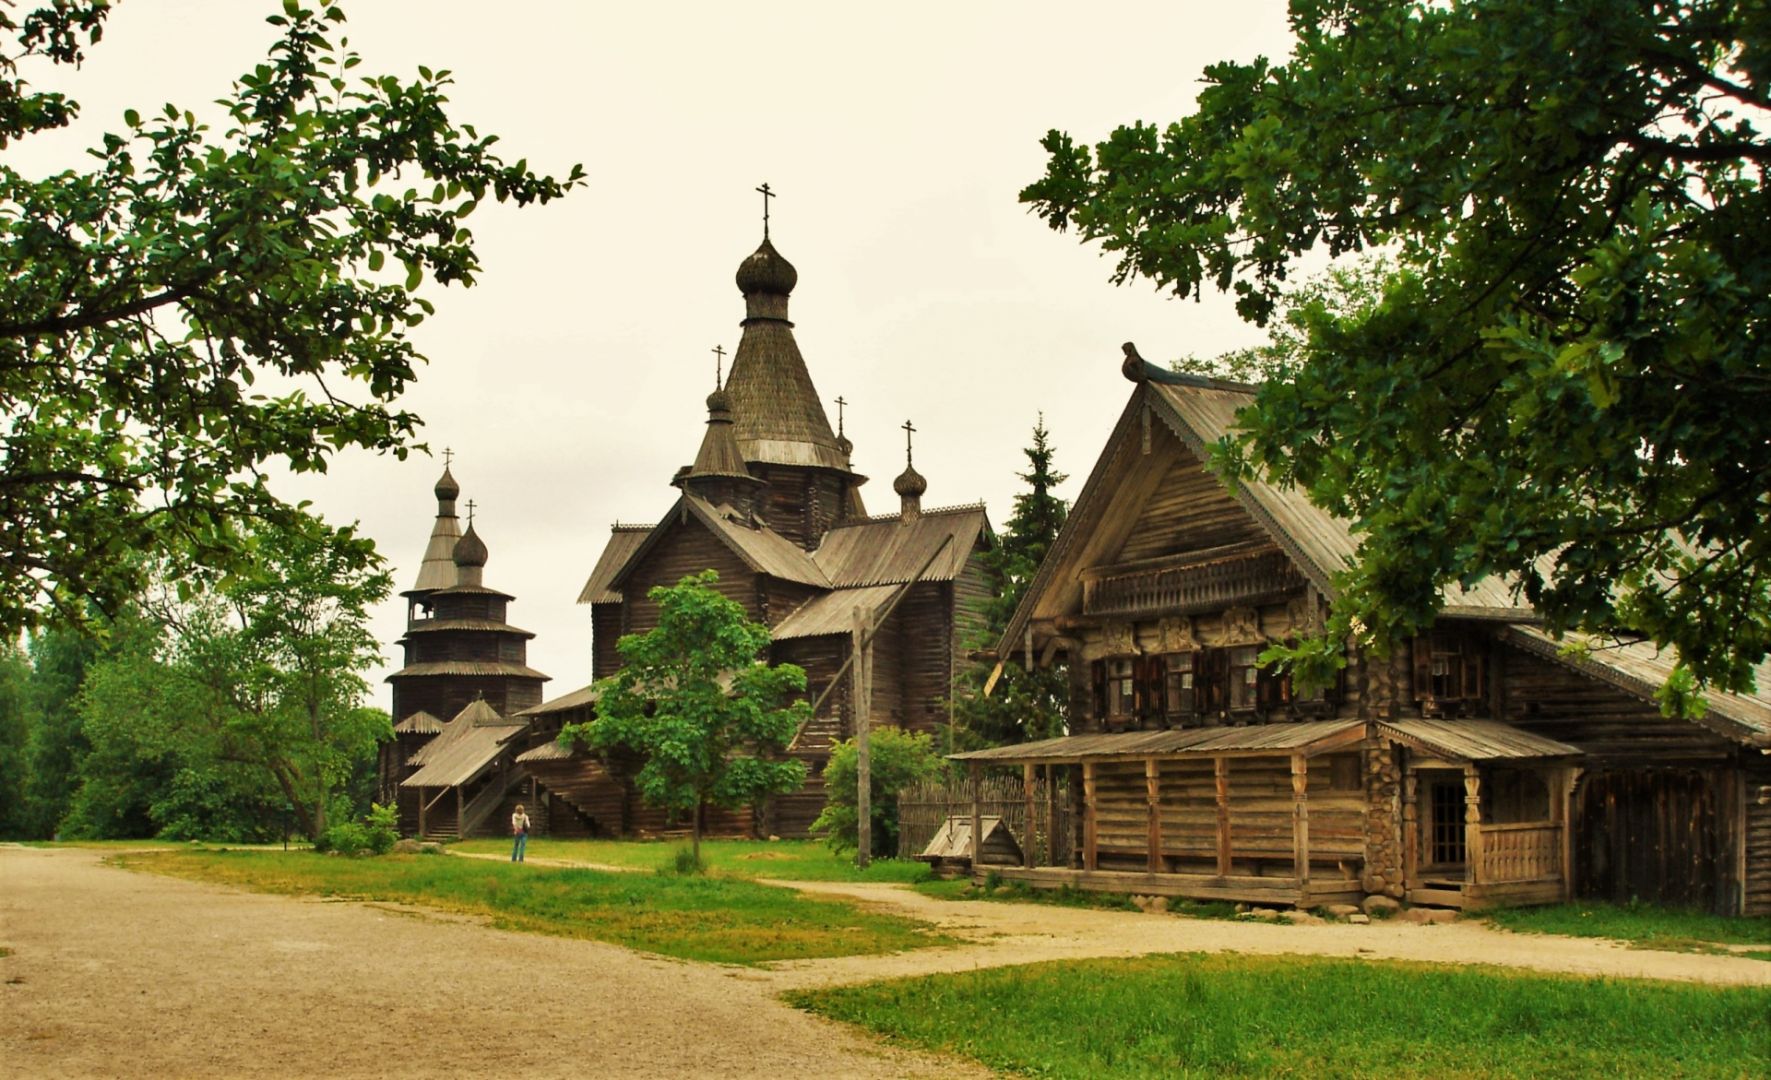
left=602, top=495, right=830, bottom=594
left=812, top=504, right=990, bottom=588
left=578, top=525, right=652, bottom=604
left=1000, top=380, right=1533, bottom=656
left=770, top=584, right=900, bottom=641
left=392, top=710, right=444, bottom=735
left=401, top=721, right=528, bottom=788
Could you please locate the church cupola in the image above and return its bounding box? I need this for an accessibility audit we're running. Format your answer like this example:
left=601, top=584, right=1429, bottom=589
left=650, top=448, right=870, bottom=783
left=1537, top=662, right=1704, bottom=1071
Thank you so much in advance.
left=894, top=419, right=926, bottom=524
left=679, top=372, right=764, bottom=515
left=452, top=512, right=489, bottom=588
left=408, top=453, right=464, bottom=600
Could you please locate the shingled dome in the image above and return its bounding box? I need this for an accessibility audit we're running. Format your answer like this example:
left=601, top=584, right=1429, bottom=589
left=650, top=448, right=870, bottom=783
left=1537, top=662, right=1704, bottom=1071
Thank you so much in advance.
left=893, top=462, right=927, bottom=498
left=453, top=523, right=488, bottom=568
left=735, top=236, right=798, bottom=296
left=433, top=466, right=460, bottom=502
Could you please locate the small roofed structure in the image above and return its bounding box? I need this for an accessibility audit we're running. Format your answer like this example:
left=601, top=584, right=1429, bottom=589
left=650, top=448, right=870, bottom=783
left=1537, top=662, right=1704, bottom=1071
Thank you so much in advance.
left=918, top=815, right=1023, bottom=877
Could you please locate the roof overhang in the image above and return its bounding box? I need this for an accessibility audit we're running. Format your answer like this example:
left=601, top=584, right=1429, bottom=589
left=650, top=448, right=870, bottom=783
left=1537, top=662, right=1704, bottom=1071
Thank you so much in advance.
left=950, top=719, right=1364, bottom=765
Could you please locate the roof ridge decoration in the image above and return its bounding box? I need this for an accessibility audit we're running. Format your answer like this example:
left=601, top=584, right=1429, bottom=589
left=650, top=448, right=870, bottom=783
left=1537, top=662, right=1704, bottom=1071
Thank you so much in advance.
left=832, top=501, right=988, bottom=528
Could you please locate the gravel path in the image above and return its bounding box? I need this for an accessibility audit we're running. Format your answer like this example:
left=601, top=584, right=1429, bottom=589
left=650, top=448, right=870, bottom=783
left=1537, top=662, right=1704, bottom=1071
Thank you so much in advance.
left=751, top=878, right=1771, bottom=990
left=0, top=846, right=982, bottom=1080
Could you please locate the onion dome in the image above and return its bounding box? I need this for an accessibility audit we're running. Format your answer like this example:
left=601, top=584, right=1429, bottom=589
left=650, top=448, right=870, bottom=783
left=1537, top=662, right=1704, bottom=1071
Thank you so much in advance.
left=453, top=523, right=488, bottom=568
left=836, top=431, right=854, bottom=465
left=893, top=463, right=927, bottom=499
left=434, top=466, right=460, bottom=503
left=735, top=237, right=798, bottom=297
left=707, top=387, right=733, bottom=416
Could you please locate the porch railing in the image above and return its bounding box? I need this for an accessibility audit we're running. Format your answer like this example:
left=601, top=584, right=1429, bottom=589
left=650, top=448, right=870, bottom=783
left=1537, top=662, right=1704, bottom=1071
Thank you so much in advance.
left=1478, top=822, right=1561, bottom=883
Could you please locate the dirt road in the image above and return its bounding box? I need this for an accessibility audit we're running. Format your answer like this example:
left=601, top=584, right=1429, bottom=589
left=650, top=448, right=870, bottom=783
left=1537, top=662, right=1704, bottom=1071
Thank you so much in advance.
left=0, top=846, right=979, bottom=1079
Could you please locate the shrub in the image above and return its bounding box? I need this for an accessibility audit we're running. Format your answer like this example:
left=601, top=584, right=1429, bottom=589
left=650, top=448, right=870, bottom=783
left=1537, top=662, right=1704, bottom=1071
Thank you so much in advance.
left=315, top=803, right=398, bottom=856
left=813, top=728, right=946, bottom=856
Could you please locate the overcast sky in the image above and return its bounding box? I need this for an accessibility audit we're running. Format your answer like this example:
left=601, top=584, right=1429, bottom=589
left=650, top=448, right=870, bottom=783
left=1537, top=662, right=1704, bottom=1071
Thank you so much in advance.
left=24, top=1, right=1300, bottom=702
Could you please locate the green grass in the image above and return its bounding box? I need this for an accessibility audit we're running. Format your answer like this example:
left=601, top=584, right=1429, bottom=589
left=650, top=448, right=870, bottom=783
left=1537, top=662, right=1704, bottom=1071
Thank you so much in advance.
left=450, top=836, right=934, bottom=883
left=118, top=849, right=947, bottom=965
left=1486, top=900, right=1771, bottom=954
left=788, top=952, right=1771, bottom=1079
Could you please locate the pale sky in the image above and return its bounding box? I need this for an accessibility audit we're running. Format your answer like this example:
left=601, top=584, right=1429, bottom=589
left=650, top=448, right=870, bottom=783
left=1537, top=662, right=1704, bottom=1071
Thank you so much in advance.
left=23, top=1, right=1300, bottom=701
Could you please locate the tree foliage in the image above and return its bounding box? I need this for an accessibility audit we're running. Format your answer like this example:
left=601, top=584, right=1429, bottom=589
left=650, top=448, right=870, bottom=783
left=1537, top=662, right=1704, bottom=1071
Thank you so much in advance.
left=811, top=727, right=945, bottom=857
left=562, top=571, right=809, bottom=864
left=1024, top=0, right=1771, bottom=700
left=0, top=1, right=581, bottom=634
left=953, top=417, right=1070, bottom=746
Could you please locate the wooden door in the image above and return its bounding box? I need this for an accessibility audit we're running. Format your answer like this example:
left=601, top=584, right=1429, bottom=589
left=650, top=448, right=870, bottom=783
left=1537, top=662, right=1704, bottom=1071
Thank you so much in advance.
left=1574, top=769, right=1727, bottom=913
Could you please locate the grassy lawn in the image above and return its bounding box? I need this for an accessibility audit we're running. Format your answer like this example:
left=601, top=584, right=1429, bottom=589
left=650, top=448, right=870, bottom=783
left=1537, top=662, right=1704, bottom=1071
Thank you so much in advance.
left=118, top=849, right=947, bottom=965
left=451, top=836, right=933, bottom=883
left=788, top=952, right=1771, bottom=1079
left=1487, top=901, right=1771, bottom=956
left=913, top=876, right=1241, bottom=919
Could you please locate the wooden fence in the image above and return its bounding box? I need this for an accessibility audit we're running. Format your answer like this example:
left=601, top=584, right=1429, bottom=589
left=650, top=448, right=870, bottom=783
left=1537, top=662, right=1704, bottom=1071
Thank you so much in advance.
left=898, top=772, right=1076, bottom=866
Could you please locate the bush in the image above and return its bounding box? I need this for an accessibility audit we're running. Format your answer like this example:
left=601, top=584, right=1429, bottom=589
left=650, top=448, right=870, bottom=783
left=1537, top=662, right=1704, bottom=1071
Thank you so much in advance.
left=656, top=844, right=704, bottom=876
left=812, top=728, right=946, bottom=856
left=315, top=802, right=398, bottom=856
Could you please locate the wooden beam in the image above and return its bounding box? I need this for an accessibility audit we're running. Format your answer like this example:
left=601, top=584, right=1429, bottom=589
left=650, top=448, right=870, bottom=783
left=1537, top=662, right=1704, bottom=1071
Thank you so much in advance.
left=1562, top=766, right=1583, bottom=902
left=1464, top=765, right=1483, bottom=887
left=1292, top=753, right=1310, bottom=890
left=1045, top=762, right=1059, bottom=868
left=1145, top=757, right=1163, bottom=873
left=969, top=762, right=983, bottom=868
left=854, top=606, right=873, bottom=869
left=1402, top=763, right=1419, bottom=893
left=1214, top=756, right=1231, bottom=878
left=1023, top=763, right=1037, bottom=869
left=1082, top=761, right=1098, bottom=872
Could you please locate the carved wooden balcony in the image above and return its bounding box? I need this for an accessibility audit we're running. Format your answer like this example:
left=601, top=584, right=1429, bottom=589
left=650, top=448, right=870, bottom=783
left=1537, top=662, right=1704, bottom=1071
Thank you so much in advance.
left=1081, top=546, right=1306, bottom=618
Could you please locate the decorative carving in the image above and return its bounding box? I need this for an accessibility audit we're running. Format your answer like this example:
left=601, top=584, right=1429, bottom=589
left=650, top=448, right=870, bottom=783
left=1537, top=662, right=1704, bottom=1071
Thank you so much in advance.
left=1158, top=615, right=1198, bottom=653
left=1216, top=605, right=1262, bottom=645
left=1101, top=621, right=1137, bottom=656
left=1285, top=592, right=1322, bottom=636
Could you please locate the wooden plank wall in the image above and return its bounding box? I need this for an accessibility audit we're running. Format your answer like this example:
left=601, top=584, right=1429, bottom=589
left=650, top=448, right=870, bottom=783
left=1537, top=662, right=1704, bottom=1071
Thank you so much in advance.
left=591, top=603, right=622, bottom=679
left=895, top=583, right=953, bottom=735
left=1745, top=761, right=1771, bottom=916
left=1114, top=446, right=1277, bottom=565
left=622, top=521, right=758, bottom=632
left=1500, top=647, right=1737, bottom=763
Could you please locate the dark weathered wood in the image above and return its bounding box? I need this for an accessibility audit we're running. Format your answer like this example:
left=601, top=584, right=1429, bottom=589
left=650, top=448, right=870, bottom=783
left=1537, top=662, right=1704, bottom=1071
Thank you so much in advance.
left=1214, top=756, right=1231, bottom=878
left=969, top=762, right=983, bottom=866
left=1145, top=757, right=1162, bottom=872
left=1024, top=763, right=1038, bottom=869
left=1292, top=754, right=1310, bottom=888
left=1083, top=761, right=1099, bottom=871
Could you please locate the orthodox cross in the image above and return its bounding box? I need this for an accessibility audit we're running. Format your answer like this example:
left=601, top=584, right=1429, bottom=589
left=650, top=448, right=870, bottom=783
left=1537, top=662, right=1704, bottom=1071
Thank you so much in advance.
left=712, top=344, right=726, bottom=390
left=756, top=182, right=775, bottom=238
left=465, top=499, right=476, bottom=526
left=442, top=446, right=454, bottom=468
left=902, top=419, right=916, bottom=465
left=835, top=395, right=848, bottom=438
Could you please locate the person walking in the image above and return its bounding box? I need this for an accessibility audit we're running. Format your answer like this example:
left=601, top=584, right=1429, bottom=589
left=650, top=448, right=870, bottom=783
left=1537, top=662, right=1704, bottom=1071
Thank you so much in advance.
left=510, top=804, right=531, bottom=862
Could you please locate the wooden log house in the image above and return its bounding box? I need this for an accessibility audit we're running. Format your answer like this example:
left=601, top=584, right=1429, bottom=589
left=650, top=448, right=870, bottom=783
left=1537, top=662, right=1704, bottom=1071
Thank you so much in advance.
left=962, top=353, right=1771, bottom=914
left=515, top=224, right=993, bottom=838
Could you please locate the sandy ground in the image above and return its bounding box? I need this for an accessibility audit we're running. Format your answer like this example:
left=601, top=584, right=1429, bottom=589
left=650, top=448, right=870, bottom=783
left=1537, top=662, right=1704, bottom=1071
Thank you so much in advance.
left=4, top=848, right=1766, bottom=1079
left=0, top=846, right=983, bottom=1079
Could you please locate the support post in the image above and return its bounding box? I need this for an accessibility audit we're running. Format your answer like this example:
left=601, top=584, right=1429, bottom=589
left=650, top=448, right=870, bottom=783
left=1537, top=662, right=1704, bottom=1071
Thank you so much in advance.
left=969, top=761, right=983, bottom=869
left=1291, top=754, right=1310, bottom=892
left=1045, top=763, right=1060, bottom=867
left=1402, top=764, right=1419, bottom=893
left=1145, top=757, right=1163, bottom=873
left=418, top=788, right=426, bottom=839
left=1464, top=765, right=1483, bottom=888
left=853, top=607, right=872, bottom=869
left=1561, top=767, right=1583, bottom=901
left=1082, top=760, right=1098, bottom=871
left=455, top=787, right=463, bottom=839
left=1214, top=756, right=1231, bottom=878
left=1023, top=763, right=1037, bottom=869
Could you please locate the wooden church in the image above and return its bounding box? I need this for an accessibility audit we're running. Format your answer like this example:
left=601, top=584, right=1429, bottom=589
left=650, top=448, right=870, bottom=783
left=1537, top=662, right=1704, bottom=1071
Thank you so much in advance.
left=956, top=351, right=1771, bottom=916
left=383, top=219, right=992, bottom=840
left=524, top=223, right=993, bottom=838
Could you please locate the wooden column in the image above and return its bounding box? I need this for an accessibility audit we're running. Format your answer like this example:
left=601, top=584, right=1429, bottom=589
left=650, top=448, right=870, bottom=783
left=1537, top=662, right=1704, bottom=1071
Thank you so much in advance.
left=968, top=762, right=983, bottom=869
left=1402, top=765, right=1419, bottom=894
left=455, top=787, right=463, bottom=838
left=853, top=607, right=873, bottom=869
left=1291, top=754, right=1310, bottom=891
left=1045, top=763, right=1060, bottom=868
left=1561, top=767, right=1583, bottom=902
left=1464, top=765, right=1483, bottom=888
left=1214, top=756, right=1231, bottom=879
left=1023, top=763, right=1037, bottom=869
left=1082, top=761, right=1098, bottom=871
left=1145, top=758, right=1163, bottom=873
left=419, top=788, right=427, bottom=838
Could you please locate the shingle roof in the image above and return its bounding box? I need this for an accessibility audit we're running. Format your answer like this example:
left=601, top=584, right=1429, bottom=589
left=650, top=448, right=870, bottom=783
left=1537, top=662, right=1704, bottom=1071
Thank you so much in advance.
left=384, top=660, right=550, bottom=682
left=1501, top=626, right=1771, bottom=747
left=401, top=722, right=528, bottom=788
left=392, top=710, right=444, bottom=735
left=770, top=585, right=900, bottom=641
left=518, top=682, right=601, bottom=717
left=813, top=504, right=989, bottom=588
left=407, top=698, right=508, bottom=766
left=578, top=525, right=652, bottom=604
left=950, top=719, right=1364, bottom=763
left=399, top=618, right=534, bottom=639
left=689, top=497, right=830, bottom=586
left=1376, top=719, right=1583, bottom=761
left=409, top=471, right=462, bottom=594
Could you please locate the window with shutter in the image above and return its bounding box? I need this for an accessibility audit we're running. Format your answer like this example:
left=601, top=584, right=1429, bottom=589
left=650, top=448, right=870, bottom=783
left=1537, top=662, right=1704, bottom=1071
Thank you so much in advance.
left=1411, top=631, right=1489, bottom=716
left=1227, top=646, right=1262, bottom=712
left=1162, top=652, right=1197, bottom=724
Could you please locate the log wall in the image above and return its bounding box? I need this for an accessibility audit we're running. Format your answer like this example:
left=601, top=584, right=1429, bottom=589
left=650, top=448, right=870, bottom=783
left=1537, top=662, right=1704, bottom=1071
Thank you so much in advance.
left=1500, top=647, right=1737, bottom=763
left=1745, top=762, right=1771, bottom=917
left=621, top=519, right=758, bottom=633
left=1115, top=447, right=1278, bottom=564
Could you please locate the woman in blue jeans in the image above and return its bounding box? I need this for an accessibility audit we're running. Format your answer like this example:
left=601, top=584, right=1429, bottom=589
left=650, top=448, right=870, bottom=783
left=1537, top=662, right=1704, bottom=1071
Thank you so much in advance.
left=510, top=804, right=530, bottom=862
